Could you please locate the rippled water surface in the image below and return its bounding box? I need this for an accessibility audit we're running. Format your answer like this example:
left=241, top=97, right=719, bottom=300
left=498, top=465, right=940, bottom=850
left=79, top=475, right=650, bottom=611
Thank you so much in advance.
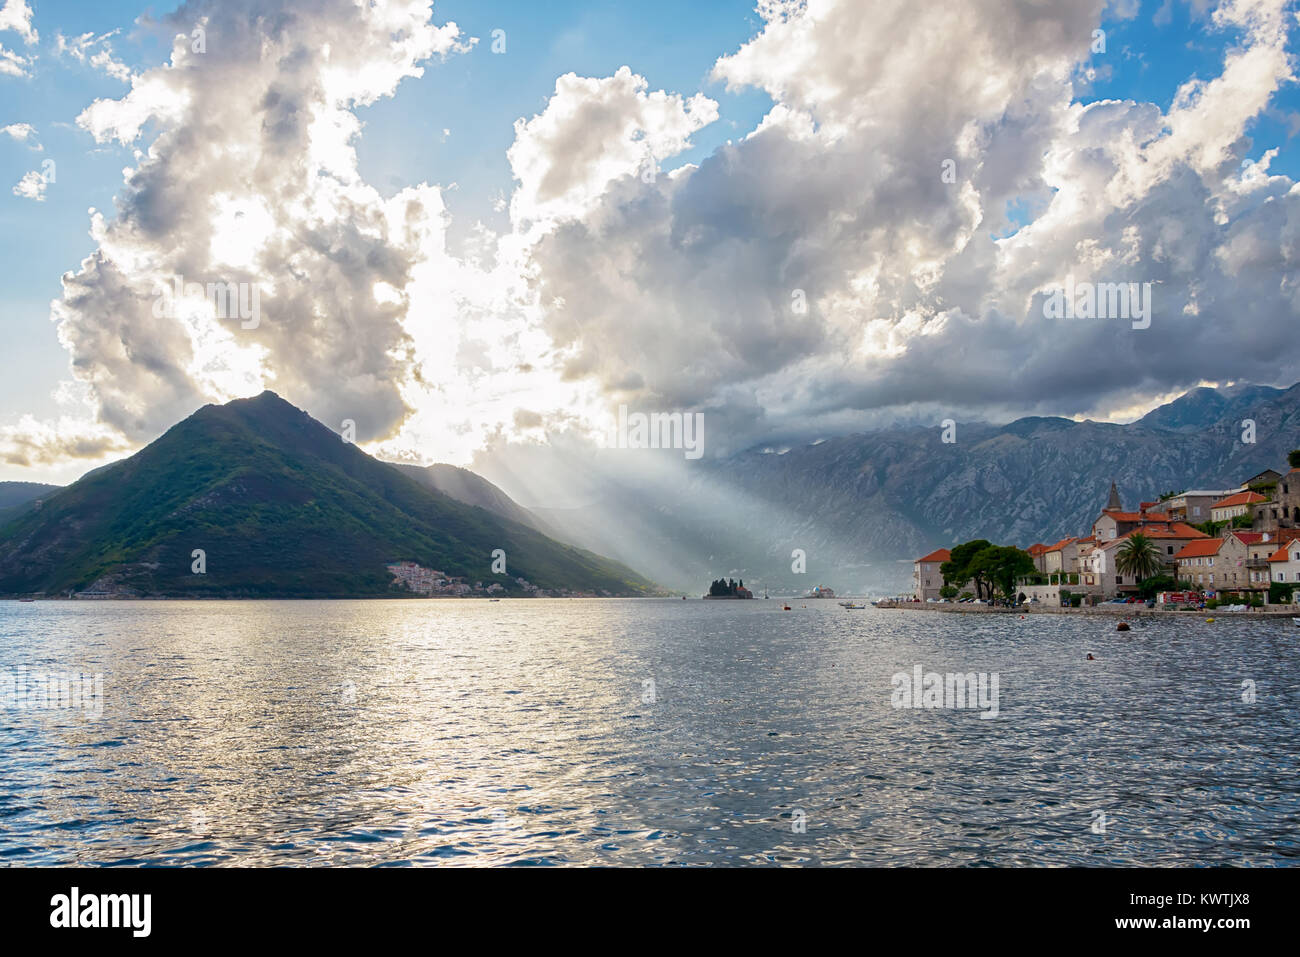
left=1, top=599, right=1297, bottom=866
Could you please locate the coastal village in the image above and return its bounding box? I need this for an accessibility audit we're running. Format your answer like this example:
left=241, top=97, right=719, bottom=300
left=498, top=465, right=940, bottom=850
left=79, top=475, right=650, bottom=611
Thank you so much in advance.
left=384, top=561, right=601, bottom=598
left=911, top=455, right=1300, bottom=608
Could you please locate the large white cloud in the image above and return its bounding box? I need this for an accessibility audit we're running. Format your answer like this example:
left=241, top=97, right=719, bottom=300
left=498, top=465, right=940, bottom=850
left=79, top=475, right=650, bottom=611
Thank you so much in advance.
left=505, top=0, right=1300, bottom=450
left=43, top=0, right=470, bottom=446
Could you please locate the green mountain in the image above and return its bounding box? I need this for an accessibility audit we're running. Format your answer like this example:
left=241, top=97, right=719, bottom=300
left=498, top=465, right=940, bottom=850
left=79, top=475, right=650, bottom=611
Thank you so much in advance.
left=0, top=482, right=60, bottom=509
left=389, top=462, right=557, bottom=537
left=0, top=481, right=60, bottom=525
left=0, top=392, right=660, bottom=598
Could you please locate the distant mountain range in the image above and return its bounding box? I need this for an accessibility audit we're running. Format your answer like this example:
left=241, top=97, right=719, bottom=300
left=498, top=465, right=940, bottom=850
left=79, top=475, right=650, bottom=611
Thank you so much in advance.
left=493, top=382, right=1300, bottom=595
left=0, top=392, right=659, bottom=598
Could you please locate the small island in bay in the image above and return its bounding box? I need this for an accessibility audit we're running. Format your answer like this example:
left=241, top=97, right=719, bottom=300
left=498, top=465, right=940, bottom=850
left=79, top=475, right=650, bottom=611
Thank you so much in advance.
left=704, top=577, right=754, bottom=599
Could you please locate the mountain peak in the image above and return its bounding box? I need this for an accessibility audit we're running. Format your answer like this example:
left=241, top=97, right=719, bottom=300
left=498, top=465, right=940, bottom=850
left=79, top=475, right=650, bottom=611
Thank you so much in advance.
left=0, top=389, right=657, bottom=598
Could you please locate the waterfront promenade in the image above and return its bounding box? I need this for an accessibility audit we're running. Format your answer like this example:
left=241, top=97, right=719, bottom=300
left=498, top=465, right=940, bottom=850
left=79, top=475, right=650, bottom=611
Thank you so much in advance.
left=874, top=601, right=1299, bottom=620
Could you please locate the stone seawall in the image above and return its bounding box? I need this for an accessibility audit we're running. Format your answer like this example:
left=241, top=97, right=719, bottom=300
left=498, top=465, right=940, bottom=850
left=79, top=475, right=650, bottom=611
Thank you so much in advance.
left=874, top=601, right=1299, bottom=620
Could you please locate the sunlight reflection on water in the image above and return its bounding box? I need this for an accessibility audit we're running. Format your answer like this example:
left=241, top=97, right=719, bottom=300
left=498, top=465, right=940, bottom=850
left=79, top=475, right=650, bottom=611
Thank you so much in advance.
left=0, top=599, right=1296, bottom=866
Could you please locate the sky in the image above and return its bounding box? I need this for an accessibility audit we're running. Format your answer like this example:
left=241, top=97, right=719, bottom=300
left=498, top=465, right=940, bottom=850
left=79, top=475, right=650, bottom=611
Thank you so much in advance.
left=1, top=0, right=1298, bottom=487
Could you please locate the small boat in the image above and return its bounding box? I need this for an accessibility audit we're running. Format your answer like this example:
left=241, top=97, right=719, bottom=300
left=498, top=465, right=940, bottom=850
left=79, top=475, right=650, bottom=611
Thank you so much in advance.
left=18, top=598, right=35, bottom=603
left=838, top=601, right=867, bottom=609
left=782, top=604, right=792, bottom=611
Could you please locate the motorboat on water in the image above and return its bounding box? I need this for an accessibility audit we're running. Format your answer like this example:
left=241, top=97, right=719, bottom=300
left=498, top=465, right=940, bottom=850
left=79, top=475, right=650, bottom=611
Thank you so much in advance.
left=838, top=601, right=867, bottom=609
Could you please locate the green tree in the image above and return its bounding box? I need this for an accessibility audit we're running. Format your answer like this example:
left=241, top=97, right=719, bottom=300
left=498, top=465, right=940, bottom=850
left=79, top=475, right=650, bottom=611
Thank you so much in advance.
left=967, top=545, right=1036, bottom=602
left=1289, top=449, right=1300, bottom=469
left=1137, top=574, right=1184, bottom=600
left=941, top=539, right=991, bottom=599
left=1269, top=581, right=1296, bottom=604
left=1115, top=533, right=1164, bottom=585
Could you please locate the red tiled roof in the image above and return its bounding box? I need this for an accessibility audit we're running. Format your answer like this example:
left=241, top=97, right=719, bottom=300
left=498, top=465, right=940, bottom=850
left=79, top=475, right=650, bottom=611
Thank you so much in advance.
left=1044, top=537, right=1077, bottom=553
left=1026, top=543, right=1049, bottom=556
left=1268, top=545, right=1293, bottom=562
left=1100, top=510, right=1171, bottom=523
left=1116, top=523, right=1209, bottom=541
left=1175, top=539, right=1225, bottom=559
left=1211, top=490, right=1266, bottom=509
left=1231, top=531, right=1267, bottom=544
left=916, top=548, right=951, bottom=564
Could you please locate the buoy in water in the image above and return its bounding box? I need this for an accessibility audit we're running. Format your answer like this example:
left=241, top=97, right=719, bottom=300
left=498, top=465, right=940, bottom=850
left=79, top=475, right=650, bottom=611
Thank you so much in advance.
left=1205, top=617, right=1215, bottom=623
left=1087, top=653, right=1096, bottom=660
left=1116, top=621, right=1131, bottom=631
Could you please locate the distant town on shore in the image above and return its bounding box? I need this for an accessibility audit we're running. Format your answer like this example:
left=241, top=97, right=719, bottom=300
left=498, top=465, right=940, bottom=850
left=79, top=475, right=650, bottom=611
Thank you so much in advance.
left=911, top=451, right=1300, bottom=609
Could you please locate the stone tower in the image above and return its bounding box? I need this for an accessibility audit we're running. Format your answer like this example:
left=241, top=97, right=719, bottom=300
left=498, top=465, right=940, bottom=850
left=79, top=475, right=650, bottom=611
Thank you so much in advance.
left=1105, top=481, right=1122, bottom=512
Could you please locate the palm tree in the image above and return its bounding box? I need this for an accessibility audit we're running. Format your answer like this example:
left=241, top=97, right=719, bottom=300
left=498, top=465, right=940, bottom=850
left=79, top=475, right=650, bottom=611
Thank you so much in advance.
left=1115, top=533, right=1164, bottom=585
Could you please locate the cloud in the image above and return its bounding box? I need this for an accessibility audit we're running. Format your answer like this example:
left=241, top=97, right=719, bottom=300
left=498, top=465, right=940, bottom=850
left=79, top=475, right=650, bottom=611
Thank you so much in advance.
left=0, top=121, right=39, bottom=147
left=0, top=415, right=131, bottom=468
left=12, top=167, right=45, bottom=200
left=55, top=30, right=134, bottom=83
left=45, top=0, right=471, bottom=449
left=0, top=0, right=36, bottom=43
left=0, top=46, right=28, bottom=76
left=0, top=0, right=36, bottom=77
left=504, top=0, right=1300, bottom=450
left=507, top=65, right=718, bottom=228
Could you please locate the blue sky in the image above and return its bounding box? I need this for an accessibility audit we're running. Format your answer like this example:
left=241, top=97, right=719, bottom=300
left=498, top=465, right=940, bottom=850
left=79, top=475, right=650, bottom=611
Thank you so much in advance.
left=2, top=0, right=1299, bottom=483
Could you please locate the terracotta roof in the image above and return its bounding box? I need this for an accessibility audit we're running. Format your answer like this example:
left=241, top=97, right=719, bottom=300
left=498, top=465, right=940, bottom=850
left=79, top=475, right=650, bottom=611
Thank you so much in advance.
left=1100, top=510, right=1171, bottom=523
left=1026, top=543, right=1049, bottom=556
left=916, top=548, right=951, bottom=564
left=1175, top=539, right=1225, bottom=559
left=1119, top=523, right=1209, bottom=540
left=1044, top=537, right=1077, bottom=553
left=1268, top=545, right=1293, bottom=562
left=1211, top=490, right=1266, bottom=509
left=1230, top=531, right=1267, bottom=545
